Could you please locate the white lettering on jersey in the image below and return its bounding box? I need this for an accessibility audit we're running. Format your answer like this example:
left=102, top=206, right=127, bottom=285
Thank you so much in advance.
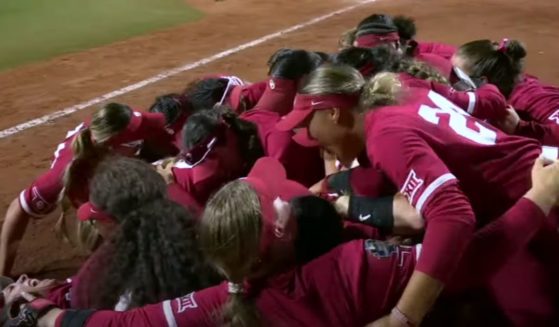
left=548, top=110, right=559, bottom=124
left=400, top=169, right=424, bottom=204
left=176, top=292, right=198, bottom=313
left=418, top=91, right=497, bottom=145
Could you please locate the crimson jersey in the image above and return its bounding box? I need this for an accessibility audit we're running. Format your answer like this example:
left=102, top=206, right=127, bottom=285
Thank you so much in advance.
left=64, top=240, right=418, bottom=327
left=415, top=41, right=457, bottom=60
left=399, top=74, right=508, bottom=122
left=240, top=77, right=324, bottom=187
left=365, top=88, right=542, bottom=280
left=19, top=111, right=171, bottom=217
left=509, top=75, right=559, bottom=124
left=241, top=109, right=324, bottom=187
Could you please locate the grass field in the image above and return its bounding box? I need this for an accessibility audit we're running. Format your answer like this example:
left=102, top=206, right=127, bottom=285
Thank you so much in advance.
left=0, top=0, right=202, bottom=71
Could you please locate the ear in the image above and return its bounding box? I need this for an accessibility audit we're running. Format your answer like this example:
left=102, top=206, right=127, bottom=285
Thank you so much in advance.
left=273, top=197, right=293, bottom=240
left=329, top=107, right=341, bottom=124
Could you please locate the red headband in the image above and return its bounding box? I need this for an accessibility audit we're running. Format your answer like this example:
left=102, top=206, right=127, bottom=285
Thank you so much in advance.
left=77, top=202, right=115, bottom=223
left=355, top=32, right=400, bottom=48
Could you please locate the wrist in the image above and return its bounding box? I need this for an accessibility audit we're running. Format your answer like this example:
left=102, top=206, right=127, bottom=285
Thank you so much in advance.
left=524, top=189, right=554, bottom=215
left=391, top=307, right=417, bottom=327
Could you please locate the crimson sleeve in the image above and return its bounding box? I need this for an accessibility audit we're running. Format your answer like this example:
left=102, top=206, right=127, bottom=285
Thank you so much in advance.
left=64, top=286, right=227, bottom=327
left=370, top=128, right=475, bottom=282
left=449, top=197, right=545, bottom=291
left=431, top=83, right=507, bottom=121
left=417, top=184, right=475, bottom=282
left=515, top=120, right=559, bottom=146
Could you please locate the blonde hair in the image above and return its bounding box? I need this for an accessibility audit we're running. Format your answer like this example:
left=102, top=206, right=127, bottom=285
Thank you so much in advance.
left=300, top=64, right=402, bottom=111
left=399, top=59, right=449, bottom=84
left=56, top=103, right=131, bottom=249
left=200, top=180, right=263, bottom=327
left=338, top=28, right=357, bottom=50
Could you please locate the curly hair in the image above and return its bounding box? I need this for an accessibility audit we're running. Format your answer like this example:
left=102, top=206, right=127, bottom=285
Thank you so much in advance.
left=336, top=45, right=448, bottom=84
left=81, top=157, right=219, bottom=309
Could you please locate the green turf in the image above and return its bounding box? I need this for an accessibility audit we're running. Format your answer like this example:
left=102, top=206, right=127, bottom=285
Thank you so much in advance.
left=0, top=0, right=202, bottom=71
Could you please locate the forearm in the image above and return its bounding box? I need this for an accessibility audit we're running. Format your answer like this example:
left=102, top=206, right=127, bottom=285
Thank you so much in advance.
left=0, top=198, right=31, bottom=275
left=395, top=271, right=444, bottom=324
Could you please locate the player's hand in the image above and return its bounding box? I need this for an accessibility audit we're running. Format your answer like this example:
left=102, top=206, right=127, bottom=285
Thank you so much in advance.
left=525, top=157, right=559, bottom=214
left=496, top=105, right=521, bottom=134
left=334, top=195, right=350, bottom=217
left=393, top=193, right=424, bottom=235
left=154, top=158, right=176, bottom=184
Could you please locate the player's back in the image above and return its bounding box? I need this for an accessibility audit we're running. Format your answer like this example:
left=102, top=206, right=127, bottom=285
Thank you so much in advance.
left=368, top=88, right=541, bottom=222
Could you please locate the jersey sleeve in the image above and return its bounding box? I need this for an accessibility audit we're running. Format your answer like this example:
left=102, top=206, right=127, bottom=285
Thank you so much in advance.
left=431, top=83, right=508, bottom=122
left=370, top=128, right=476, bottom=282
left=450, top=197, right=546, bottom=291
left=65, top=285, right=227, bottom=327
left=515, top=120, right=559, bottom=146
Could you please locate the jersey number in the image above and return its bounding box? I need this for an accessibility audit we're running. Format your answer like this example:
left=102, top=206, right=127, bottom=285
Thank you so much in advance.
left=418, top=91, right=497, bottom=145
left=50, top=123, right=84, bottom=168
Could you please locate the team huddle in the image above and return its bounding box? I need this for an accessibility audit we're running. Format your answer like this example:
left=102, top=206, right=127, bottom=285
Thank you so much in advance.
left=1, top=13, right=559, bottom=327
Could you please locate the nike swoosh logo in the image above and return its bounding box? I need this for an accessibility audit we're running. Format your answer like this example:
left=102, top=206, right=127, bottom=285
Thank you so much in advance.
left=359, top=214, right=371, bottom=221
left=311, top=101, right=325, bottom=106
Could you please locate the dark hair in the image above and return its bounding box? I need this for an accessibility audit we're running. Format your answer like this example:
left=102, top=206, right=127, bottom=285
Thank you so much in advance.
left=89, top=156, right=167, bottom=218
left=356, top=14, right=398, bottom=37
left=291, top=196, right=344, bottom=263
left=336, top=45, right=448, bottom=83
left=457, top=39, right=527, bottom=97
left=183, top=106, right=264, bottom=173
left=392, top=15, right=416, bottom=41
left=149, top=93, right=191, bottom=126
left=184, top=78, right=229, bottom=112
left=87, top=157, right=218, bottom=309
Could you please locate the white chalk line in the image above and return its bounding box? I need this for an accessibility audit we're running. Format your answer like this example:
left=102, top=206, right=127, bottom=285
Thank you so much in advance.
left=0, top=0, right=377, bottom=139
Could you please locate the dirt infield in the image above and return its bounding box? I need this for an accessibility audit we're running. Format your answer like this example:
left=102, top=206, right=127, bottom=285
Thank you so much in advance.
left=1, top=0, right=558, bottom=278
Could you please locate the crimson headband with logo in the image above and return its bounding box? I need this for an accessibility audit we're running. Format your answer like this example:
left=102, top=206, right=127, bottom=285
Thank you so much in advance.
left=355, top=32, right=400, bottom=48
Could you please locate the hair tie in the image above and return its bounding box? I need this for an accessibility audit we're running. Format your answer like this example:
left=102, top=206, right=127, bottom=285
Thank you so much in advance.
left=497, top=38, right=509, bottom=53
left=227, top=282, right=245, bottom=294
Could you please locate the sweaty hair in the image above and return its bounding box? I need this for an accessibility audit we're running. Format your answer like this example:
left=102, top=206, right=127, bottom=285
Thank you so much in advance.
left=148, top=93, right=192, bottom=126
left=84, top=157, right=217, bottom=309
left=201, top=180, right=263, bottom=327
left=301, top=63, right=402, bottom=110
left=392, top=15, right=417, bottom=42
left=336, top=46, right=448, bottom=84
left=184, top=78, right=229, bottom=112
left=355, top=14, right=398, bottom=37
left=58, top=103, right=133, bottom=247
left=183, top=106, right=264, bottom=174
left=456, top=39, right=527, bottom=97
left=338, top=28, right=357, bottom=50
left=291, top=196, right=343, bottom=263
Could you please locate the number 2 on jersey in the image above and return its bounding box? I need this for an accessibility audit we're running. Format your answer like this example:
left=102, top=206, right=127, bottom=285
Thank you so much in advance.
left=418, top=91, right=497, bottom=145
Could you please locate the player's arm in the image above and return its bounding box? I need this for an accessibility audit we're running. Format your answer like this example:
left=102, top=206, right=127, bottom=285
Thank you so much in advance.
left=431, top=82, right=508, bottom=122
left=368, top=129, right=475, bottom=326
left=0, top=198, right=31, bottom=275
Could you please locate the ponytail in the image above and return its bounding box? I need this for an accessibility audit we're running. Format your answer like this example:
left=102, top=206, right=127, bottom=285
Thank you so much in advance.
left=338, top=28, right=357, bottom=49
left=359, top=72, right=402, bottom=109
left=399, top=59, right=449, bottom=84
left=220, top=107, right=264, bottom=172
left=457, top=39, right=527, bottom=97
left=222, top=291, right=261, bottom=327
left=56, top=128, right=108, bottom=248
